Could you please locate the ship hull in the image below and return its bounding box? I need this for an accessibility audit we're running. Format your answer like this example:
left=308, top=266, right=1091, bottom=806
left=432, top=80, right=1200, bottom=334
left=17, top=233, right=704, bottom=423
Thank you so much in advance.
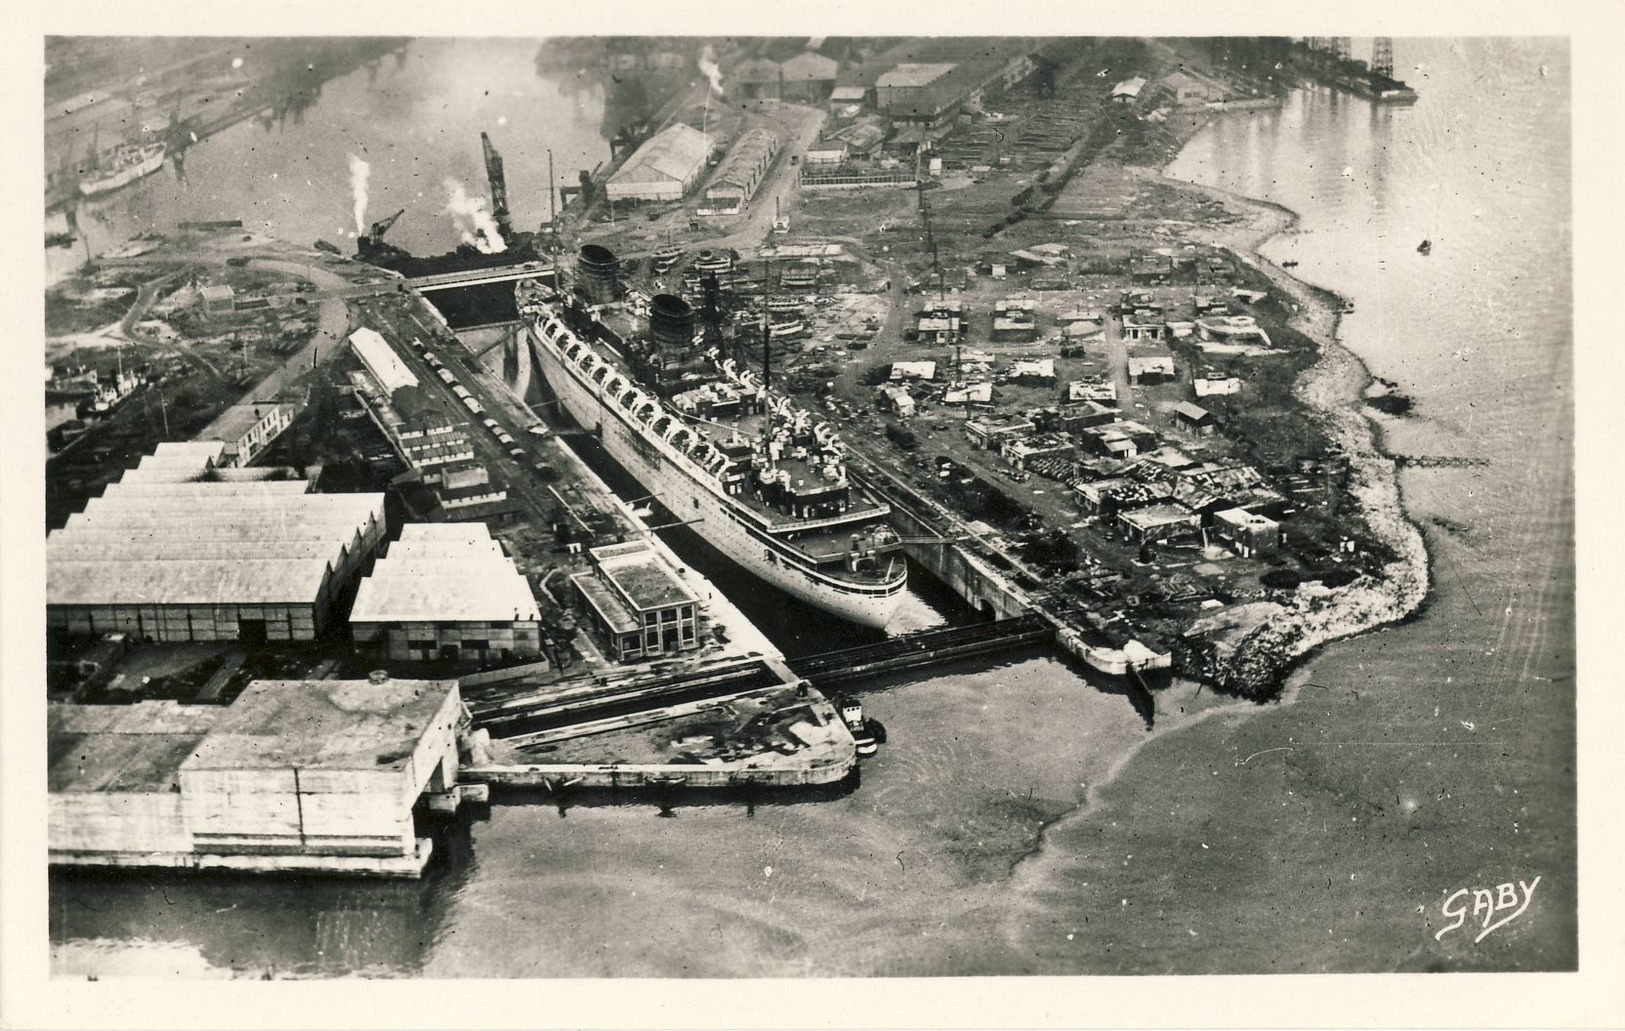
left=527, top=322, right=904, bottom=629
left=79, top=148, right=165, bottom=197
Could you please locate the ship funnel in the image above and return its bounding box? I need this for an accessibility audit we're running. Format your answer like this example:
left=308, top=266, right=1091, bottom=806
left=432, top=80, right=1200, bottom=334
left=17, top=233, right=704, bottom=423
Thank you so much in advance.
left=649, top=294, right=697, bottom=354
left=576, top=244, right=619, bottom=305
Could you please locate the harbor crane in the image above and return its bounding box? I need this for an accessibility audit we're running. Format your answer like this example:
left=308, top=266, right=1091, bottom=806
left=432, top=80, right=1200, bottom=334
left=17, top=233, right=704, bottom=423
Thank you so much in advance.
left=481, top=131, right=513, bottom=242
left=367, top=208, right=405, bottom=245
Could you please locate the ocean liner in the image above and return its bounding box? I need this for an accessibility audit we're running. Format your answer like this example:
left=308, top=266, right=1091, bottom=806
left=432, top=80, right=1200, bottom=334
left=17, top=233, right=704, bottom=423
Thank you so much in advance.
left=517, top=279, right=907, bottom=628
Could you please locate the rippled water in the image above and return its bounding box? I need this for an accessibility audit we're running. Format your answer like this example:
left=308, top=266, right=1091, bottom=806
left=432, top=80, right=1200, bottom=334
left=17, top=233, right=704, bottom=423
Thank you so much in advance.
left=50, top=38, right=1574, bottom=977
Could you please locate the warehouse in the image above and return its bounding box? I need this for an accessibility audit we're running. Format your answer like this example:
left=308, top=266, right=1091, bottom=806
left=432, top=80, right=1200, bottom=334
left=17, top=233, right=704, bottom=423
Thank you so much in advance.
left=47, top=447, right=385, bottom=642
left=606, top=123, right=714, bottom=203
left=875, top=63, right=957, bottom=124
left=780, top=51, right=839, bottom=102
left=49, top=673, right=463, bottom=877
left=702, top=129, right=780, bottom=212
left=349, top=326, right=419, bottom=394
left=571, top=540, right=701, bottom=663
left=349, top=524, right=543, bottom=663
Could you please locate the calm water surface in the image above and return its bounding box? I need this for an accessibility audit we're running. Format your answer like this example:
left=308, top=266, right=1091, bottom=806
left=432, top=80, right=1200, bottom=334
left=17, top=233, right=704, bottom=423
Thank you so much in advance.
left=50, top=38, right=1574, bottom=976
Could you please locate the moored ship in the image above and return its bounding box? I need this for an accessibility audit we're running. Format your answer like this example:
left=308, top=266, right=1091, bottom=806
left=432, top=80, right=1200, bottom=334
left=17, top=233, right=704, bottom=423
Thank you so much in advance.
left=78, top=142, right=166, bottom=197
left=517, top=280, right=908, bottom=629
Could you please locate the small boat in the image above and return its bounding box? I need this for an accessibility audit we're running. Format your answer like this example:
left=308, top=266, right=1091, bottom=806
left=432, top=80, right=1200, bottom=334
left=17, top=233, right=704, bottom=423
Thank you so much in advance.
left=1281, top=259, right=1299, bottom=268
left=1417, top=239, right=1432, bottom=255
left=78, top=141, right=166, bottom=197
left=836, top=696, right=879, bottom=757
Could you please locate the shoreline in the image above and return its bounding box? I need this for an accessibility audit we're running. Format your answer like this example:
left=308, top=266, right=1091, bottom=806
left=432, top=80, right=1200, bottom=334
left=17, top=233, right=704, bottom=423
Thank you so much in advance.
left=1143, top=163, right=1433, bottom=694
left=1003, top=126, right=1438, bottom=928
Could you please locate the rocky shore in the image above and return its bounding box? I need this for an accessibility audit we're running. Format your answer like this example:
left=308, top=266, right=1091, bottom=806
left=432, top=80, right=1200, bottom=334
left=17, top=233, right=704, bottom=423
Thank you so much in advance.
left=1159, top=174, right=1432, bottom=699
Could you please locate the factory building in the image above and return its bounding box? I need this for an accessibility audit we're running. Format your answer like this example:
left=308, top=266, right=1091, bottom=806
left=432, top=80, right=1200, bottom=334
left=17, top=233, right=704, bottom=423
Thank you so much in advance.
left=732, top=58, right=783, bottom=101
left=49, top=674, right=463, bottom=878
left=702, top=129, right=780, bottom=213
left=200, top=400, right=300, bottom=467
left=350, top=524, right=543, bottom=663
left=349, top=326, right=420, bottom=394
left=571, top=540, right=702, bottom=663
left=875, top=63, right=958, bottom=124
left=47, top=445, right=385, bottom=642
left=606, top=123, right=714, bottom=203
left=780, top=51, right=839, bottom=101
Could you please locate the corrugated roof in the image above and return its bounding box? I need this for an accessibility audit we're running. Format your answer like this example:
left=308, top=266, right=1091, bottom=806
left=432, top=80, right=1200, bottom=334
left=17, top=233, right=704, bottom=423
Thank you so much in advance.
left=349, top=327, right=419, bottom=394
left=707, top=129, right=778, bottom=191
left=49, top=557, right=335, bottom=606
left=350, top=524, right=538, bottom=623
left=877, top=63, right=956, bottom=89
left=781, top=52, right=838, bottom=82
left=47, top=452, right=383, bottom=610
left=732, top=57, right=782, bottom=84
left=1111, top=76, right=1148, bottom=98
left=100, top=480, right=312, bottom=498
left=611, top=124, right=713, bottom=188
left=1172, top=402, right=1212, bottom=421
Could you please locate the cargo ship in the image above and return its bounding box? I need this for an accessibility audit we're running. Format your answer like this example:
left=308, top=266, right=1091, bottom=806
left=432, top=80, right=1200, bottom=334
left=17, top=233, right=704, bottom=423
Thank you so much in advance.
left=517, top=280, right=908, bottom=628
left=78, top=142, right=166, bottom=197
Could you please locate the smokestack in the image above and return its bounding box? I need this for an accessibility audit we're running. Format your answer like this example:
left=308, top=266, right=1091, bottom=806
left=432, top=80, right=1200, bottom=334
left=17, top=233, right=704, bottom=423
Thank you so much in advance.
left=577, top=245, right=619, bottom=305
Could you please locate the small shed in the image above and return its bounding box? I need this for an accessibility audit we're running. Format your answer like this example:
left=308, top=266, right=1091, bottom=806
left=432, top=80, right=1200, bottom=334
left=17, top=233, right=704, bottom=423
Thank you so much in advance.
left=1171, top=401, right=1216, bottom=436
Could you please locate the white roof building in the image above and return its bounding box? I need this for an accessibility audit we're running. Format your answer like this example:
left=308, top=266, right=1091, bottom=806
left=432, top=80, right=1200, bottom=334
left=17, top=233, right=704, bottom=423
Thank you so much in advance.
left=350, top=523, right=539, bottom=625
left=349, top=327, right=419, bottom=395
left=607, top=124, right=714, bottom=202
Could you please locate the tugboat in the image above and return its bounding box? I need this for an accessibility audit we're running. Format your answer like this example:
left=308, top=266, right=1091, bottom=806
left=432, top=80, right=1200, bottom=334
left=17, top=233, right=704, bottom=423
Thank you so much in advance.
left=835, top=695, right=879, bottom=757
left=1280, top=259, right=1299, bottom=268
left=1417, top=239, right=1432, bottom=255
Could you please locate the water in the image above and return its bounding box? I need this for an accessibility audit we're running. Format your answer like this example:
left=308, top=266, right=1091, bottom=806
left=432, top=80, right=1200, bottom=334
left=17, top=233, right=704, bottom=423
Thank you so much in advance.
left=48, top=38, right=616, bottom=286
left=50, top=38, right=1574, bottom=976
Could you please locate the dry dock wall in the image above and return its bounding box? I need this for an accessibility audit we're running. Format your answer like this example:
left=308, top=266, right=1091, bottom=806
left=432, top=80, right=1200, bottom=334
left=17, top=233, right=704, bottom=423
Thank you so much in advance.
left=464, top=759, right=852, bottom=790
left=886, top=500, right=1031, bottom=621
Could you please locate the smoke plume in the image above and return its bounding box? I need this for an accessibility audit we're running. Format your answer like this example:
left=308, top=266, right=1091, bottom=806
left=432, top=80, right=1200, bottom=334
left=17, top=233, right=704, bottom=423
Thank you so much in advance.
left=443, top=178, right=507, bottom=254
left=347, top=153, right=370, bottom=235
left=698, top=46, right=724, bottom=96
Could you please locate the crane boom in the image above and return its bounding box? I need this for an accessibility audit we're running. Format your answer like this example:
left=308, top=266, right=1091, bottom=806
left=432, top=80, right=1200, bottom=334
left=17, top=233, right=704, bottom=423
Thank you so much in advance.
left=481, top=131, right=513, bottom=241
left=368, top=208, right=406, bottom=242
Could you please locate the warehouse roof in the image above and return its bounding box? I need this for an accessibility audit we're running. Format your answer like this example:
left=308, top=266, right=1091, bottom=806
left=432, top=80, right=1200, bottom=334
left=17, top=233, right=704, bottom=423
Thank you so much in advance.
left=349, top=327, right=419, bottom=394
left=1111, top=76, right=1148, bottom=99
left=877, top=63, right=956, bottom=89
left=781, top=51, right=838, bottom=82
left=181, top=677, right=458, bottom=772
left=707, top=129, right=779, bottom=191
left=829, top=85, right=868, bottom=102
left=350, top=524, right=539, bottom=623
left=611, top=124, right=713, bottom=187
left=47, top=450, right=384, bottom=610
left=733, top=57, right=781, bottom=84
left=49, top=557, right=336, bottom=606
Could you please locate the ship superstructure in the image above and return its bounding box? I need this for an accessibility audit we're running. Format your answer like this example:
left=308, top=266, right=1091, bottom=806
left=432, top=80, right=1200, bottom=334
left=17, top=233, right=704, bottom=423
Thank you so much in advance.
left=78, top=142, right=166, bottom=197
left=518, top=278, right=907, bottom=628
